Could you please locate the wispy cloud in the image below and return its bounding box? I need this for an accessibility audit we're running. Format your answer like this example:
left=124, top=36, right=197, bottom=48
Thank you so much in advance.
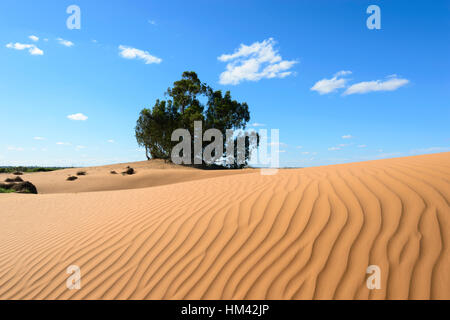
left=56, top=38, right=74, bottom=47
left=374, top=152, right=402, bottom=159
left=67, top=113, right=88, bottom=121
left=342, top=134, right=353, bottom=139
left=7, top=146, right=24, bottom=151
left=311, top=71, right=351, bottom=95
left=344, top=75, right=409, bottom=95
left=29, top=35, right=39, bottom=42
left=56, top=142, right=71, bottom=145
left=358, top=144, right=367, bottom=148
left=118, top=45, right=162, bottom=64
left=148, top=20, right=157, bottom=25
left=410, top=146, right=450, bottom=154
left=107, top=139, right=115, bottom=143
left=33, top=137, right=45, bottom=140
left=250, top=122, right=266, bottom=127
left=6, top=42, right=43, bottom=55
left=328, top=146, right=341, bottom=151
left=218, top=38, right=297, bottom=85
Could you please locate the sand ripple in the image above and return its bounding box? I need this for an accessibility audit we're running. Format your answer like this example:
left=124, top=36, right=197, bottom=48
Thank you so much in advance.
left=0, top=153, right=449, bottom=299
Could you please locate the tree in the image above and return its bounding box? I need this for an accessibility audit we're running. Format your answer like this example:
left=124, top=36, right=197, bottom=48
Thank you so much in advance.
left=136, top=100, right=180, bottom=160
left=166, top=71, right=210, bottom=114
left=135, top=71, right=255, bottom=167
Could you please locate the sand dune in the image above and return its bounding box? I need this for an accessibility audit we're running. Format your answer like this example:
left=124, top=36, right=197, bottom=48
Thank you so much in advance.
left=3, top=160, right=252, bottom=194
left=0, top=152, right=449, bottom=299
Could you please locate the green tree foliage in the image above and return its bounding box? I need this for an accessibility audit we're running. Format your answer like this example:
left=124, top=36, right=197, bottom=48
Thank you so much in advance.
left=135, top=71, right=254, bottom=167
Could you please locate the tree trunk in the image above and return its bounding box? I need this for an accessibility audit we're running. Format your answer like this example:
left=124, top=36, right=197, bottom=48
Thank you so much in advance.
left=145, top=146, right=150, bottom=160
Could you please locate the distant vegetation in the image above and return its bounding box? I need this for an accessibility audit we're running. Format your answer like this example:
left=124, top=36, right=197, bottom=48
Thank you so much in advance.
left=0, top=167, right=67, bottom=174
left=135, top=71, right=255, bottom=168
left=0, top=188, right=15, bottom=193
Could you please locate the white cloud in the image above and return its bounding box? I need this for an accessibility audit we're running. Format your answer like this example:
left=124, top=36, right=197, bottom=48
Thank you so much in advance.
left=57, top=38, right=74, bottom=47
left=410, top=147, right=450, bottom=154
left=76, top=145, right=86, bottom=150
left=311, top=71, right=351, bottom=95
left=358, top=144, right=367, bottom=148
left=56, top=142, right=71, bottom=145
left=251, top=122, right=266, bottom=127
left=302, top=151, right=310, bottom=155
left=344, top=75, right=409, bottom=95
left=296, top=146, right=303, bottom=149
left=342, top=134, right=353, bottom=139
left=29, top=46, right=43, bottom=55
left=218, top=38, right=297, bottom=85
left=7, top=146, right=24, bottom=151
left=107, top=139, right=115, bottom=143
left=33, top=137, right=45, bottom=140
left=6, top=42, right=43, bottom=55
left=148, top=20, right=157, bottom=25
left=29, top=35, right=39, bottom=42
left=328, top=147, right=341, bottom=151
left=67, top=113, right=88, bottom=121
left=118, top=45, right=162, bottom=64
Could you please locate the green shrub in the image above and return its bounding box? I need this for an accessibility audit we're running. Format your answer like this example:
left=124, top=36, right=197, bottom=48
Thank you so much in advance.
left=0, top=187, right=15, bottom=193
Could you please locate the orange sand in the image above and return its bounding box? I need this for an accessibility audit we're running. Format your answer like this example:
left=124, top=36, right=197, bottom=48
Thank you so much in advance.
left=0, top=153, right=449, bottom=299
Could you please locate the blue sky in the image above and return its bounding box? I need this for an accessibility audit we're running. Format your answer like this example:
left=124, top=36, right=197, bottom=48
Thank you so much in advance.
left=1, top=0, right=449, bottom=167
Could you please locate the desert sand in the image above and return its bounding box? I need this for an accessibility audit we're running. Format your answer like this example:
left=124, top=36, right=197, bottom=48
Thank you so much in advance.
left=0, top=152, right=449, bottom=300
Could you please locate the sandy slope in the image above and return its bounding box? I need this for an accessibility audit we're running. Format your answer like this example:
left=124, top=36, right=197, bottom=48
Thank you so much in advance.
left=0, top=153, right=449, bottom=300
left=0, top=160, right=252, bottom=194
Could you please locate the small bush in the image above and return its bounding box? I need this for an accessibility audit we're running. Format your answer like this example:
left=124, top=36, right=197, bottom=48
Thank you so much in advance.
left=13, top=171, right=23, bottom=176
left=76, top=171, right=87, bottom=176
left=122, top=167, right=135, bottom=175
left=67, top=176, right=78, bottom=181
left=0, top=181, right=38, bottom=194
left=110, top=171, right=118, bottom=174
left=4, top=176, right=25, bottom=183
left=11, top=181, right=38, bottom=194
